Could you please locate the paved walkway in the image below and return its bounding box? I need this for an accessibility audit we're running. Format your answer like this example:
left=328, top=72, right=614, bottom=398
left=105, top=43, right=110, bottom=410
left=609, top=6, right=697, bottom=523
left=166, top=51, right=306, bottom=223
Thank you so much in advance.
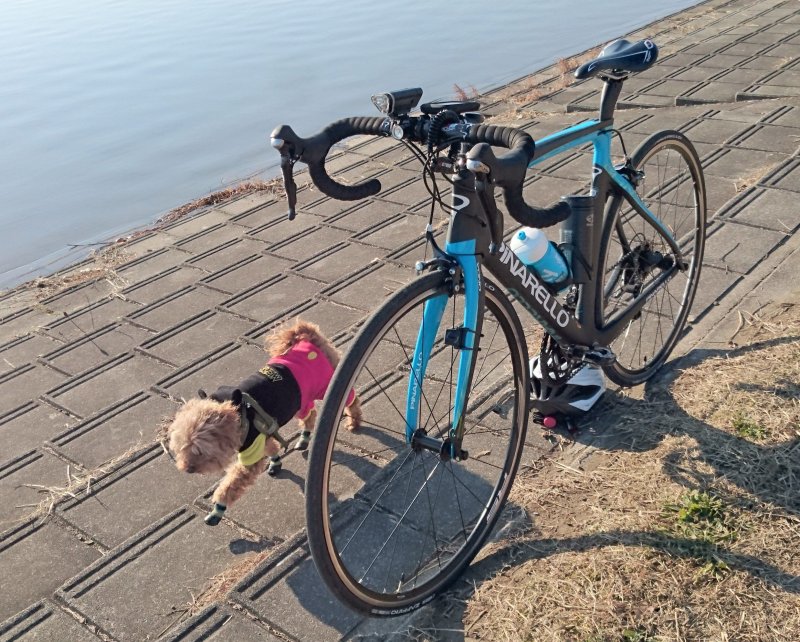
left=2, top=0, right=800, bottom=639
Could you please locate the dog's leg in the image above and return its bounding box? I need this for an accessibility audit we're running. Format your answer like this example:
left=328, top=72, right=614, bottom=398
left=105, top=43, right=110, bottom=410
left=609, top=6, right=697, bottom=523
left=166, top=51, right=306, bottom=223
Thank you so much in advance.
left=294, top=408, right=317, bottom=451
left=206, top=458, right=267, bottom=525
left=344, top=395, right=362, bottom=431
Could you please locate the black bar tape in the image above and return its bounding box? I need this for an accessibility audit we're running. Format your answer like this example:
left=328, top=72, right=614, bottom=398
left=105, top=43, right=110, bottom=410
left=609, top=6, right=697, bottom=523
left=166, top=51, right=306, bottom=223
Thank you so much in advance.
left=272, top=117, right=389, bottom=201
left=308, top=117, right=387, bottom=200
left=466, top=127, right=571, bottom=228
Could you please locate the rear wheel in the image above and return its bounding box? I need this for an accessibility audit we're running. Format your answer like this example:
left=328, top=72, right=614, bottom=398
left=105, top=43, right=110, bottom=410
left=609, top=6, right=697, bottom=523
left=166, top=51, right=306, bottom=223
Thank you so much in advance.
left=306, top=272, right=529, bottom=615
left=597, top=130, right=706, bottom=386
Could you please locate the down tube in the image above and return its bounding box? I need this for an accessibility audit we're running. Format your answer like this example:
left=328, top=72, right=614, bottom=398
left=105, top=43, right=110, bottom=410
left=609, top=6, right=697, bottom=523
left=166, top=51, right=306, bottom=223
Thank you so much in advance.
left=405, top=240, right=483, bottom=447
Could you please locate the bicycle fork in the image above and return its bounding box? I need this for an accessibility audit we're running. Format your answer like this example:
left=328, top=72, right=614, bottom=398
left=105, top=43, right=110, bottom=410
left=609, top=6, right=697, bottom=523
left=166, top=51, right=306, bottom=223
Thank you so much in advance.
left=405, top=239, right=484, bottom=461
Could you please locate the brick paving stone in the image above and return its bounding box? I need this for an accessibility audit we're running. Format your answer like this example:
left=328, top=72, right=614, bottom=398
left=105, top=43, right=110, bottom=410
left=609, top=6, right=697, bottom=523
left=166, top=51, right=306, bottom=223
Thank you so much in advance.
left=115, top=247, right=193, bottom=287
left=185, top=238, right=267, bottom=273
left=762, top=156, right=800, bottom=191
left=676, top=81, right=741, bottom=104
left=726, top=122, right=800, bottom=153
left=377, top=177, right=432, bottom=207
left=200, top=255, right=287, bottom=296
left=354, top=212, right=429, bottom=250
left=0, top=521, right=100, bottom=623
left=762, top=104, right=800, bottom=126
left=221, top=273, right=321, bottom=323
left=740, top=83, right=800, bottom=98
left=112, top=230, right=176, bottom=260
left=246, top=216, right=319, bottom=247
left=229, top=199, right=293, bottom=228
left=0, top=450, right=73, bottom=532
left=702, top=147, right=788, bottom=180
left=174, top=223, right=244, bottom=254
left=278, top=300, right=363, bottom=340
left=43, top=297, right=141, bottom=343
left=122, top=265, right=207, bottom=305
left=160, top=209, right=231, bottom=239
left=0, top=600, right=102, bottom=641
left=0, top=401, right=76, bottom=463
left=270, top=227, right=352, bottom=262
left=689, top=264, right=745, bottom=324
left=51, top=393, right=178, bottom=469
left=232, top=544, right=362, bottom=642
left=720, top=186, right=800, bottom=232
left=641, top=78, right=702, bottom=99
left=218, top=194, right=279, bottom=218
left=295, top=242, right=384, bottom=284
left=682, top=118, right=755, bottom=143
left=704, top=175, right=739, bottom=218
left=47, top=353, right=172, bottom=419
left=324, top=199, right=408, bottom=233
left=59, top=447, right=212, bottom=549
left=0, top=364, right=66, bottom=416
left=156, top=342, right=270, bottom=403
left=139, top=310, right=253, bottom=367
left=36, top=280, right=118, bottom=318
left=162, top=603, right=282, bottom=641
left=42, top=323, right=152, bottom=376
left=0, top=333, right=61, bottom=375
left=703, top=220, right=787, bottom=274
left=322, top=263, right=415, bottom=311
left=58, top=507, right=246, bottom=642
left=127, top=285, right=229, bottom=332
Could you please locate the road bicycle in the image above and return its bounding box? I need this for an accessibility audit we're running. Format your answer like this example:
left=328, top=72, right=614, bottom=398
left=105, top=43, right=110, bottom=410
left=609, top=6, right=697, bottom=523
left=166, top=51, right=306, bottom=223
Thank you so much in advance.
left=271, top=38, right=706, bottom=616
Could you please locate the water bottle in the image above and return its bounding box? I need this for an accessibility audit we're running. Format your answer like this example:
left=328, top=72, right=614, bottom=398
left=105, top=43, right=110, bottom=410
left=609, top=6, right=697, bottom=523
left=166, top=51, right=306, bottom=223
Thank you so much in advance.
left=508, top=227, right=569, bottom=285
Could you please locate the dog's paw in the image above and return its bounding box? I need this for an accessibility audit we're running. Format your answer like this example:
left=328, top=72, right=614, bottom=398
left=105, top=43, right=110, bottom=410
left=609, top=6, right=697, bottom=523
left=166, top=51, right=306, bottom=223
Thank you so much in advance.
left=204, top=503, right=226, bottom=526
left=295, top=432, right=311, bottom=451
left=267, top=459, right=283, bottom=476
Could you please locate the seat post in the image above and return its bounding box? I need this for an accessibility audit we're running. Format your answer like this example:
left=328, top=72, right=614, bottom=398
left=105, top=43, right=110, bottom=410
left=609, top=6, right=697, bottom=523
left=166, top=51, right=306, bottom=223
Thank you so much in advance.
left=599, top=78, right=625, bottom=122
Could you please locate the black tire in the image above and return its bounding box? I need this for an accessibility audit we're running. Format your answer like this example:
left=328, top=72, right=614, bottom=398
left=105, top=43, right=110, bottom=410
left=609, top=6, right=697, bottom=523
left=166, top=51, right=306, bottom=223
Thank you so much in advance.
left=597, top=129, right=706, bottom=386
left=306, top=271, right=529, bottom=616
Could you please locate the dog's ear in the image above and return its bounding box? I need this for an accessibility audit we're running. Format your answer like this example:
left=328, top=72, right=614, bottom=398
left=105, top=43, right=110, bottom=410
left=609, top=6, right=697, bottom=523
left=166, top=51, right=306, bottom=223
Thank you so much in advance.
left=231, top=388, right=243, bottom=406
left=209, top=386, right=243, bottom=408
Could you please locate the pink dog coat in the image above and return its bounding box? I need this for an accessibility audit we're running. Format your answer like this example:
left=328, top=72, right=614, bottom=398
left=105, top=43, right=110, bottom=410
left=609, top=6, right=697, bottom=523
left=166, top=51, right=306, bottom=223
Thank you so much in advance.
left=267, top=340, right=355, bottom=420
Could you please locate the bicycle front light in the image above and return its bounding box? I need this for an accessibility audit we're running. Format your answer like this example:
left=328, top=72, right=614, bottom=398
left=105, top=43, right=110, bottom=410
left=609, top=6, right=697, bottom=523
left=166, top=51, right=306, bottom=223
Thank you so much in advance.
left=370, top=88, right=423, bottom=117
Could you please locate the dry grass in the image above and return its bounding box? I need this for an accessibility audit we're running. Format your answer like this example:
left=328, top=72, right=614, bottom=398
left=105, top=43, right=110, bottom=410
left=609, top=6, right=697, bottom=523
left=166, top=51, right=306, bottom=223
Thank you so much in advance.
left=460, top=297, right=800, bottom=641
left=14, top=443, right=154, bottom=525
left=453, top=83, right=480, bottom=101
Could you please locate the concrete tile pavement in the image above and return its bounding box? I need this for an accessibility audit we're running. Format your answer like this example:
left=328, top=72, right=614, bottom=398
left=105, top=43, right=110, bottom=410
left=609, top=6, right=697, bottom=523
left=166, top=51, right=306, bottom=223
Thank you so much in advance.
left=2, top=0, right=800, bottom=639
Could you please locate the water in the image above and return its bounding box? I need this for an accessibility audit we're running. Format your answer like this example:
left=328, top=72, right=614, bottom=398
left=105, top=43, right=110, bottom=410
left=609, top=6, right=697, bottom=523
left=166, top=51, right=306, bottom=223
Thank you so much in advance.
left=0, top=0, right=699, bottom=288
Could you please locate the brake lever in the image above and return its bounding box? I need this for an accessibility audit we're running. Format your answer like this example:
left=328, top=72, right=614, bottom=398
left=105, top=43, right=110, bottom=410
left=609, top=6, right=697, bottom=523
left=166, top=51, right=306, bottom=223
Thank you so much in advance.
left=280, top=154, right=298, bottom=221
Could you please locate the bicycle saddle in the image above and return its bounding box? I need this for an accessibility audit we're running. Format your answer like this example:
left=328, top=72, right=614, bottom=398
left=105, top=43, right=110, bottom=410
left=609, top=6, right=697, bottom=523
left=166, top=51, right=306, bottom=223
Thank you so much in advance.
left=574, top=38, right=658, bottom=80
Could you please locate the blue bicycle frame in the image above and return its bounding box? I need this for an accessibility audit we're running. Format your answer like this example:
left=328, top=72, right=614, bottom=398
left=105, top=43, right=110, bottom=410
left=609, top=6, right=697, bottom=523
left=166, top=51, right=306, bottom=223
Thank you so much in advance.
left=405, top=80, right=687, bottom=450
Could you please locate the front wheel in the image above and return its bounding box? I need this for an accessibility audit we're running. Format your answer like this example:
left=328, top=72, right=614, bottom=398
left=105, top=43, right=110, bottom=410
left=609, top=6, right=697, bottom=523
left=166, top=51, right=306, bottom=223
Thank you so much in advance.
left=306, top=271, right=529, bottom=615
left=598, top=129, right=706, bottom=386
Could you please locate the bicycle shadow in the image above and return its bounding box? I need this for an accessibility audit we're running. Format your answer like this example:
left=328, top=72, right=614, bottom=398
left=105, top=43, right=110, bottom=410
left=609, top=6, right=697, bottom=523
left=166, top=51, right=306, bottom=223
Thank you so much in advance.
left=573, top=334, right=800, bottom=516
left=393, top=334, right=800, bottom=640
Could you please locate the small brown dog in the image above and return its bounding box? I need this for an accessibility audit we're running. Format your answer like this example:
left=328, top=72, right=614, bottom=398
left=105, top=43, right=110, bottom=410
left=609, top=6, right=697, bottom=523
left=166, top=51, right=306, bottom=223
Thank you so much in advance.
left=166, top=319, right=361, bottom=525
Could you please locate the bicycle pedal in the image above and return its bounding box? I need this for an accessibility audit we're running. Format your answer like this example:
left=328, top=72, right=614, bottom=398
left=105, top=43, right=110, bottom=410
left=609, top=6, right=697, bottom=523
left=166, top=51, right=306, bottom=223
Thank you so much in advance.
left=582, top=347, right=615, bottom=366
left=267, top=459, right=283, bottom=476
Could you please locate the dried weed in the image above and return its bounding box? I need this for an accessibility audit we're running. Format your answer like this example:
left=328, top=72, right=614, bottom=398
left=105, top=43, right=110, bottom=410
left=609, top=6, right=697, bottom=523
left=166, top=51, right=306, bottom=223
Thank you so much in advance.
left=462, top=298, right=800, bottom=641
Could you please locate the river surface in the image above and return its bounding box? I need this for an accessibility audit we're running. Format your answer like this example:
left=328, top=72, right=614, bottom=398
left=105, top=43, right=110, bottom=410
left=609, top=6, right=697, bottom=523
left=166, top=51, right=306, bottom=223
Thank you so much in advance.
left=0, top=0, right=699, bottom=288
